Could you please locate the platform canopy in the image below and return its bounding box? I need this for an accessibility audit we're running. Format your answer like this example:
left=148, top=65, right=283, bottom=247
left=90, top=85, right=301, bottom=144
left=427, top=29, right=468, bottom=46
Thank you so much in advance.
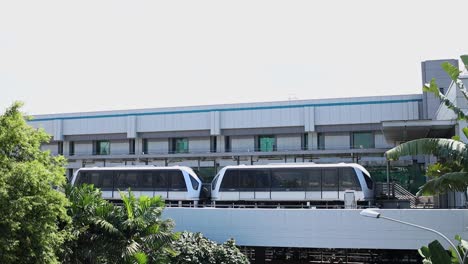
left=381, top=120, right=456, bottom=142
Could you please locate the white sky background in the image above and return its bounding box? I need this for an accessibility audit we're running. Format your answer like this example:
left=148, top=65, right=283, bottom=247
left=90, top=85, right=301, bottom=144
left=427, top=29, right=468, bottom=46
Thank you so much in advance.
left=0, top=0, right=467, bottom=115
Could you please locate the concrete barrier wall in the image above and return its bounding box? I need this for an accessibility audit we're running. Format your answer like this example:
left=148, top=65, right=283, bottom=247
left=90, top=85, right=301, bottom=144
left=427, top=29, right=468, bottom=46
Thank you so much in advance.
left=164, top=208, right=468, bottom=250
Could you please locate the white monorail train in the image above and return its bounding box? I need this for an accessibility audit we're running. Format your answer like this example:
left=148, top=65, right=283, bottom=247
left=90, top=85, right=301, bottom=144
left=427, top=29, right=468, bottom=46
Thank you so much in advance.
left=71, top=166, right=202, bottom=203
left=71, top=163, right=374, bottom=207
left=210, top=163, right=374, bottom=206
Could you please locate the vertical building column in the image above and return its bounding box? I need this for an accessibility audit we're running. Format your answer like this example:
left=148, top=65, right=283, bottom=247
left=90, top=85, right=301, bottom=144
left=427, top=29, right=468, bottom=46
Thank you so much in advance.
left=53, top=119, right=63, bottom=141
left=135, top=138, right=143, bottom=155
left=210, top=111, right=221, bottom=136
left=216, top=136, right=225, bottom=153
left=211, top=111, right=223, bottom=153
left=127, top=115, right=138, bottom=156
left=304, top=106, right=316, bottom=150
left=309, top=132, right=318, bottom=150
left=127, top=115, right=137, bottom=139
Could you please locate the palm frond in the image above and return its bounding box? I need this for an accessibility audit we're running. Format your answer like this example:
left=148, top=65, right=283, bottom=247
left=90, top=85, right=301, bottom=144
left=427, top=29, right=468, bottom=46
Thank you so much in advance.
left=417, top=172, right=468, bottom=196
left=123, top=241, right=141, bottom=259
left=91, top=217, right=121, bottom=236
left=386, top=138, right=468, bottom=164
left=132, top=252, right=148, bottom=264
left=120, top=189, right=135, bottom=220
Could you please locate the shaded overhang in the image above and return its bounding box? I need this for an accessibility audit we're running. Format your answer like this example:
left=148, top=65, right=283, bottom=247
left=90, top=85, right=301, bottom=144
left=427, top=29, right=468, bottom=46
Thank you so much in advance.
left=382, top=120, right=456, bottom=141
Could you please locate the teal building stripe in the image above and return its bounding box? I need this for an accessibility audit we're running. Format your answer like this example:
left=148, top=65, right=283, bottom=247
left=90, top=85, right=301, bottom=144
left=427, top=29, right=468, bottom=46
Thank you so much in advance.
left=30, top=98, right=422, bottom=122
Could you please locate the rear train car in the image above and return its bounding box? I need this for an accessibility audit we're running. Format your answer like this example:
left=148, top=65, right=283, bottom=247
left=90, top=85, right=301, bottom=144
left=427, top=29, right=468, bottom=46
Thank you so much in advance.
left=71, top=166, right=202, bottom=205
left=210, top=163, right=374, bottom=208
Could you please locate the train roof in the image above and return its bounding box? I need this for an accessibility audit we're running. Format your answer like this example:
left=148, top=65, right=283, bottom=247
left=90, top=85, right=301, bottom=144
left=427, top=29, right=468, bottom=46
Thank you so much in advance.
left=75, top=166, right=194, bottom=172
left=220, top=163, right=371, bottom=176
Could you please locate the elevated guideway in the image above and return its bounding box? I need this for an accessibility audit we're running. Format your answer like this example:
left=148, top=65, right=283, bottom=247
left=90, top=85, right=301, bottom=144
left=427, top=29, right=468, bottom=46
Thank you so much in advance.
left=164, top=208, right=468, bottom=250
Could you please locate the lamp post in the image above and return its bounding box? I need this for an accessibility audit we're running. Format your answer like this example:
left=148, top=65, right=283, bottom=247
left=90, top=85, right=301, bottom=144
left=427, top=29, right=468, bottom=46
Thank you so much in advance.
left=360, top=209, right=463, bottom=264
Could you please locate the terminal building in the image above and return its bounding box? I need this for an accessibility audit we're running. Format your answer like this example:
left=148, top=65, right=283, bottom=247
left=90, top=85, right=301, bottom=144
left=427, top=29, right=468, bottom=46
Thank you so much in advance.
left=29, top=59, right=464, bottom=203
left=27, top=59, right=468, bottom=263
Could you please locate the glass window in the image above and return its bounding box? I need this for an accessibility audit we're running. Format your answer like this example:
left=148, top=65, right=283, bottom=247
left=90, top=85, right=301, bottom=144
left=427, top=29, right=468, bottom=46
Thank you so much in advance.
left=58, top=141, right=63, bottom=155
left=153, top=170, right=168, bottom=190
left=307, top=168, right=321, bottom=191
left=220, top=169, right=239, bottom=191
left=352, top=132, right=374, bottom=149
left=115, top=171, right=138, bottom=190
left=322, top=168, right=338, bottom=191
left=303, top=134, right=308, bottom=150
left=254, top=169, right=271, bottom=191
left=258, top=135, right=276, bottom=152
left=129, top=139, right=135, bottom=155
left=75, top=171, right=88, bottom=185
left=364, top=174, right=373, bottom=190
left=225, top=136, right=231, bottom=153
left=69, top=141, right=75, bottom=156
left=172, top=138, right=189, bottom=153
left=210, top=136, right=217, bottom=153
left=96, top=140, right=110, bottom=155
left=239, top=170, right=256, bottom=191
left=339, top=167, right=361, bottom=191
left=88, top=171, right=101, bottom=187
left=142, top=139, right=148, bottom=154
left=169, top=170, right=187, bottom=191
left=189, top=175, right=199, bottom=190
left=100, top=171, right=114, bottom=189
left=81, top=171, right=113, bottom=190
left=139, top=171, right=153, bottom=190
left=318, top=133, right=325, bottom=150
left=271, top=169, right=305, bottom=191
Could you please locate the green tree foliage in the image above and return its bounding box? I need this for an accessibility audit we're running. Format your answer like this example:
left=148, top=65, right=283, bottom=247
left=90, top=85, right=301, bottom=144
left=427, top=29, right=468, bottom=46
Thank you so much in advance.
left=63, top=184, right=176, bottom=264
left=386, top=55, right=468, bottom=195
left=0, top=102, right=70, bottom=263
left=169, top=232, right=250, bottom=264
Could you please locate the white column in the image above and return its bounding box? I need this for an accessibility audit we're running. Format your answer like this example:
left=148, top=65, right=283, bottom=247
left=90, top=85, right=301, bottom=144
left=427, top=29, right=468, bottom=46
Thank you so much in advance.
left=216, top=136, right=225, bottom=152
left=309, top=132, right=317, bottom=150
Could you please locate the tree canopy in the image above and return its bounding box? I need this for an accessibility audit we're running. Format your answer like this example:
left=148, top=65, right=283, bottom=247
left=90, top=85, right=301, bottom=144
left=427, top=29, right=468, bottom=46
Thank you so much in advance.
left=169, top=232, right=250, bottom=264
left=0, top=102, right=70, bottom=263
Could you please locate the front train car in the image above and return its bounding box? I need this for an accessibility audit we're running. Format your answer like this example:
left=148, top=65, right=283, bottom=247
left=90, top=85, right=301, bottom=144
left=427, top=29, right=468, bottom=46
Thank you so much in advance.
left=71, top=166, right=202, bottom=205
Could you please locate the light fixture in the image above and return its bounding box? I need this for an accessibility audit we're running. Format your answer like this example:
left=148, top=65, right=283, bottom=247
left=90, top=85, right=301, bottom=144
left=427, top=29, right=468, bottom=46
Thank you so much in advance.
left=360, top=209, right=463, bottom=263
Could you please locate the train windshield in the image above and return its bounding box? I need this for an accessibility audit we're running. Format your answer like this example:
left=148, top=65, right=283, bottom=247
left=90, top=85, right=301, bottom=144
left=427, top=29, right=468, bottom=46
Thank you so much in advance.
left=363, top=172, right=373, bottom=190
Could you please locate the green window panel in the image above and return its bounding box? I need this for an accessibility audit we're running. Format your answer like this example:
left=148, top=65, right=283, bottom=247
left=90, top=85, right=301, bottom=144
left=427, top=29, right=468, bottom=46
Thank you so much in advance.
left=96, top=140, right=110, bottom=155
left=175, top=138, right=189, bottom=153
left=258, top=136, right=275, bottom=152
left=352, top=132, right=374, bottom=149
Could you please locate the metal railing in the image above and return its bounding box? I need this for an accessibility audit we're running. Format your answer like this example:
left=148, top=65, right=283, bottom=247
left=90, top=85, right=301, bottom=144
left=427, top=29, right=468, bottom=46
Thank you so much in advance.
left=57, top=144, right=390, bottom=157
left=375, top=182, right=418, bottom=208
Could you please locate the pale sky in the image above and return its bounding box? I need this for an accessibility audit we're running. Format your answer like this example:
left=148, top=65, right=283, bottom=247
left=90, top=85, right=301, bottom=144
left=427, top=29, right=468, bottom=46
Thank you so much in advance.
left=1, top=0, right=467, bottom=115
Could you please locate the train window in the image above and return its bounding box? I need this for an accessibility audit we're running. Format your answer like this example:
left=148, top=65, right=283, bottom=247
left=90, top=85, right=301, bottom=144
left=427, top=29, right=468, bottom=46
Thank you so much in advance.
left=75, top=171, right=89, bottom=185
left=189, top=175, right=199, bottom=190
left=254, top=169, right=270, bottom=191
left=88, top=171, right=101, bottom=187
left=139, top=171, right=153, bottom=190
left=169, top=170, right=187, bottom=191
left=322, top=169, right=338, bottom=191
left=220, top=169, right=238, bottom=191
left=364, top=174, right=373, bottom=190
left=153, top=171, right=169, bottom=191
left=339, top=168, right=361, bottom=191
left=239, top=170, right=256, bottom=191
left=271, top=169, right=305, bottom=191
left=307, top=168, right=321, bottom=191
left=115, top=171, right=139, bottom=190
left=100, top=171, right=114, bottom=189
